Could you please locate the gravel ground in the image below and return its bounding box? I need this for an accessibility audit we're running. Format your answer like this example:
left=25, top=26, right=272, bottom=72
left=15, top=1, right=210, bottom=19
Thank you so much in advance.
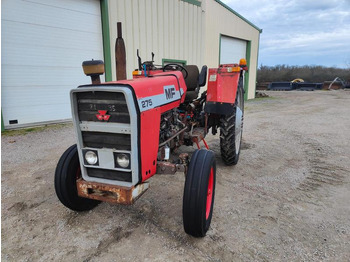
left=2, top=90, right=350, bottom=261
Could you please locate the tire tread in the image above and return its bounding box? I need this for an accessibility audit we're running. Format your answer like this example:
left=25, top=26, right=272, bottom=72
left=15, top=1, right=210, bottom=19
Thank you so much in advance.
left=183, top=149, right=216, bottom=237
left=55, top=145, right=100, bottom=211
left=220, top=80, right=244, bottom=166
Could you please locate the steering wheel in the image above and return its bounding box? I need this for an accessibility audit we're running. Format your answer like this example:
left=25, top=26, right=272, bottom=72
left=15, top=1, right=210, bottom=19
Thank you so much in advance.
left=163, top=63, right=188, bottom=79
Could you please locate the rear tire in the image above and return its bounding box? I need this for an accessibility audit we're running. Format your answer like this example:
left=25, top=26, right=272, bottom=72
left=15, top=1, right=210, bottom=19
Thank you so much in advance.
left=183, top=149, right=216, bottom=237
left=54, top=144, right=100, bottom=211
left=220, top=77, right=244, bottom=165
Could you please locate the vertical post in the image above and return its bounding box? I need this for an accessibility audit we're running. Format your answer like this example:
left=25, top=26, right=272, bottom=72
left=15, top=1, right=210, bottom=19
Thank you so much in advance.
left=100, top=0, right=112, bottom=82
left=1, top=110, right=5, bottom=132
left=91, top=75, right=101, bottom=85
left=244, top=41, right=251, bottom=101
left=115, top=22, right=127, bottom=80
left=254, top=33, right=261, bottom=98
left=218, top=34, right=222, bottom=66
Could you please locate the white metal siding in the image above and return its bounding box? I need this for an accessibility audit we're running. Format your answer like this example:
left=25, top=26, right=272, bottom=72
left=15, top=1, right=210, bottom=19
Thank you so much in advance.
left=220, top=35, right=247, bottom=64
left=108, top=0, right=204, bottom=80
left=1, top=0, right=104, bottom=128
left=203, top=0, right=261, bottom=99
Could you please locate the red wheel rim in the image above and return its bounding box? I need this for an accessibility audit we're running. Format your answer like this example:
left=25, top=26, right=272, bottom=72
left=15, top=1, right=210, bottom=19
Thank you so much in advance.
left=206, top=167, right=214, bottom=219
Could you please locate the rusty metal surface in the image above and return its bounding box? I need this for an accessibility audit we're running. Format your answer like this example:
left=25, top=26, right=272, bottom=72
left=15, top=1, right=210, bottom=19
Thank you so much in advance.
left=76, top=178, right=149, bottom=205
left=179, top=153, right=189, bottom=175
left=179, top=153, right=189, bottom=163
left=191, top=127, right=205, bottom=143
left=158, top=126, right=188, bottom=148
left=156, top=161, right=185, bottom=174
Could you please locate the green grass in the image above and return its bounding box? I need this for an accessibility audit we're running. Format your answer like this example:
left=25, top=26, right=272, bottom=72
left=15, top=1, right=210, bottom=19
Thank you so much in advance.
left=246, top=96, right=279, bottom=103
left=1, top=123, right=72, bottom=137
left=256, top=96, right=279, bottom=100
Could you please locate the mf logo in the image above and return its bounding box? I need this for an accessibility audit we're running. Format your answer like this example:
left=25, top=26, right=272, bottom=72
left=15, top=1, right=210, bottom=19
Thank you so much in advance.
left=164, top=85, right=176, bottom=100
left=96, top=110, right=110, bottom=121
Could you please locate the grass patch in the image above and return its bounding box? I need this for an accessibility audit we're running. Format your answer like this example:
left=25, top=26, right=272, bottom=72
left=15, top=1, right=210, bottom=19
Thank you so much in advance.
left=1, top=123, right=72, bottom=137
left=256, top=96, right=279, bottom=100
left=246, top=96, right=279, bottom=103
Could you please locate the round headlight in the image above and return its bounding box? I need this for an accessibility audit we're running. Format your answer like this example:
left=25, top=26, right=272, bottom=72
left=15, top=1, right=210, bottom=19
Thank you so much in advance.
left=116, top=154, right=130, bottom=168
left=85, top=151, right=98, bottom=165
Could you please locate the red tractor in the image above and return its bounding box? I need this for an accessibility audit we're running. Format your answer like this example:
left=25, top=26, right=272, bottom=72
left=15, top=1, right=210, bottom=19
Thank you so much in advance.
left=55, top=51, right=247, bottom=237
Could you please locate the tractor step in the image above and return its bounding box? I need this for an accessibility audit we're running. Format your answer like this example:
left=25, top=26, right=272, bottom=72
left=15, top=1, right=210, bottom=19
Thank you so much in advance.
left=76, top=178, right=149, bottom=205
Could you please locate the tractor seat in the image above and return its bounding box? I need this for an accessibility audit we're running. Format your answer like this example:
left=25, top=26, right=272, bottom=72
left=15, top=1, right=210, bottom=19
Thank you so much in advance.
left=183, top=65, right=207, bottom=102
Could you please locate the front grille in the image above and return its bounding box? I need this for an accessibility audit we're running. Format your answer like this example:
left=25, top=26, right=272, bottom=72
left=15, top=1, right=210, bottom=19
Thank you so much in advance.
left=86, top=168, right=132, bottom=182
left=77, top=91, right=130, bottom=123
left=82, top=132, right=131, bottom=150
left=73, top=89, right=136, bottom=184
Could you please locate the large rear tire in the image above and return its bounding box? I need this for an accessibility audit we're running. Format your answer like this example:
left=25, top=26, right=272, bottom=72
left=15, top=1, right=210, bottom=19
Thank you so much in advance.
left=54, top=144, right=100, bottom=211
left=220, top=77, right=244, bottom=165
left=183, top=149, right=216, bottom=237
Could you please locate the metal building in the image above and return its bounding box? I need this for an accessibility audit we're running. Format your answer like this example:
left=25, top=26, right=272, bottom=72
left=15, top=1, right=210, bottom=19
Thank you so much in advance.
left=1, top=0, right=261, bottom=130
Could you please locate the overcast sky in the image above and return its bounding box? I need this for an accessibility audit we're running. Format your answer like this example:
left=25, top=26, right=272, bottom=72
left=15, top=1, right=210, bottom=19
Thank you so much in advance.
left=221, top=0, right=350, bottom=68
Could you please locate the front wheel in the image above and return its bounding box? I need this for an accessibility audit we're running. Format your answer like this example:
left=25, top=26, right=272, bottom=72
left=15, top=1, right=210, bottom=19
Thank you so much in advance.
left=54, top=144, right=100, bottom=211
left=183, top=149, right=216, bottom=237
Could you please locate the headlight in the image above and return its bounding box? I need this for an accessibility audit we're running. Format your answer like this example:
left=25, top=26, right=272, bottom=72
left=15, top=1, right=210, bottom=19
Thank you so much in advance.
left=85, top=150, right=98, bottom=165
left=116, top=153, right=130, bottom=168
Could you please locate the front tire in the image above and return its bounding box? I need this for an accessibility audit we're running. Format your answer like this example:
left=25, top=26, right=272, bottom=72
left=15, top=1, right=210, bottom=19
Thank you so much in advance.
left=220, top=77, right=244, bottom=165
left=54, top=144, right=100, bottom=211
left=183, top=149, right=216, bottom=237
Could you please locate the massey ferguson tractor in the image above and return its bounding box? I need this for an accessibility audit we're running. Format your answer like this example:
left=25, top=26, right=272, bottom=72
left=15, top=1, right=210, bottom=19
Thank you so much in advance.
left=55, top=46, right=247, bottom=237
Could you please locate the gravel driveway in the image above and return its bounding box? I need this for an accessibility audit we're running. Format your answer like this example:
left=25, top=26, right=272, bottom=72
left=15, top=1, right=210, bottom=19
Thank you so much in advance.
left=2, top=90, right=350, bottom=261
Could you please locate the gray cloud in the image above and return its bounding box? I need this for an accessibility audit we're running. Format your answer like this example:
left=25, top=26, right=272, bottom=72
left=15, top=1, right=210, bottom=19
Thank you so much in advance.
left=221, top=0, right=350, bottom=67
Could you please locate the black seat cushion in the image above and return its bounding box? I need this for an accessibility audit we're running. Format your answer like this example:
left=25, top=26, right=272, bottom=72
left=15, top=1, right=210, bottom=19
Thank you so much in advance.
left=183, top=65, right=199, bottom=91
left=184, top=91, right=198, bottom=102
left=198, top=65, right=207, bottom=87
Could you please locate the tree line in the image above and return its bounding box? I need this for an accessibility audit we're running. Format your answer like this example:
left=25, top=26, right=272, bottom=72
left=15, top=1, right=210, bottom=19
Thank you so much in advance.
left=257, top=65, right=350, bottom=83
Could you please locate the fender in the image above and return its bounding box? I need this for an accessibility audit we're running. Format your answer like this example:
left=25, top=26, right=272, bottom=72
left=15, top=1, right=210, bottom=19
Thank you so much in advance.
left=205, top=65, right=243, bottom=115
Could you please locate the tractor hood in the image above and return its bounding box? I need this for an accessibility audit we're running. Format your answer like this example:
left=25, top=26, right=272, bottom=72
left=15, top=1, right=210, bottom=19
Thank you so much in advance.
left=103, top=71, right=187, bottom=114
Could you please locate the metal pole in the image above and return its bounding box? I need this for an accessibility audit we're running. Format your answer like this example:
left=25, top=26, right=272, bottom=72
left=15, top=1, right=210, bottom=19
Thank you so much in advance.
left=115, top=22, right=127, bottom=80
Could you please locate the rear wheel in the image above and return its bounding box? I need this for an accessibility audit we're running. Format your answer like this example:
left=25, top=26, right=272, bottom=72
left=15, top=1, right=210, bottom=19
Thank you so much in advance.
left=220, top=78, right=244, bottom=165
left=54, top=144, right=100, bottom=211
left=183, top=149, right=216, bottom=237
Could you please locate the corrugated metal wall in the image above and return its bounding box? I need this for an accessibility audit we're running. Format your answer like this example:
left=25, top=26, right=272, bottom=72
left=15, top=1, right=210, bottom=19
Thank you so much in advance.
left=108, top=0, right=204, bottom=80
left=204, top=0, right=261, bottom=99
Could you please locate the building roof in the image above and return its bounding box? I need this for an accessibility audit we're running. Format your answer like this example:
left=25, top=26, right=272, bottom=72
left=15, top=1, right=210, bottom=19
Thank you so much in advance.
left=215, top=0, right=263, bottom=33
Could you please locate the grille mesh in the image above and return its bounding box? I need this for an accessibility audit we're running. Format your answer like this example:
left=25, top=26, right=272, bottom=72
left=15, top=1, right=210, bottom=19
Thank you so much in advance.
left=86, top=168, right=132, bottom=182
left=82, top=132, right=131, bottom=150
left=77, top=91, right=130, bottom=123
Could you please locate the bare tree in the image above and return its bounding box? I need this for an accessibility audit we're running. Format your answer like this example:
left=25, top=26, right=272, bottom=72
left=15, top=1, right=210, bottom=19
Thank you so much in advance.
left=257, top=65, right=350, bottom=83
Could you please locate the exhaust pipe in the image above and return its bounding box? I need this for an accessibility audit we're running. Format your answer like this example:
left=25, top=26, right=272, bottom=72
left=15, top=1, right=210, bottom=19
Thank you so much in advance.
left=115, top=22, right=127, bottom=80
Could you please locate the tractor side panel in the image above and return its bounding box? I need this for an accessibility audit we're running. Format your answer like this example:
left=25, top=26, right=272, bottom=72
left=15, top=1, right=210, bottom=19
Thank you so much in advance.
left=205, top=67, right=240, bottom=115
left=140, top=107, right=161, bottom=182
left=206, top=68, right=240, bottom=104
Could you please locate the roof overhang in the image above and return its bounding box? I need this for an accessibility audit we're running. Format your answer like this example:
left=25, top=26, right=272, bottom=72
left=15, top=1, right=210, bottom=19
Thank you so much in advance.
left=215, top=0, right=263, bottom=33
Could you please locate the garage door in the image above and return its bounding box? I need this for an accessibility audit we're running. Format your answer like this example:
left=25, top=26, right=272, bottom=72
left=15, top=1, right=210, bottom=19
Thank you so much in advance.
left=1, top=0, right=104, bottom=129
left=220, top=35, right=247, bottom=64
